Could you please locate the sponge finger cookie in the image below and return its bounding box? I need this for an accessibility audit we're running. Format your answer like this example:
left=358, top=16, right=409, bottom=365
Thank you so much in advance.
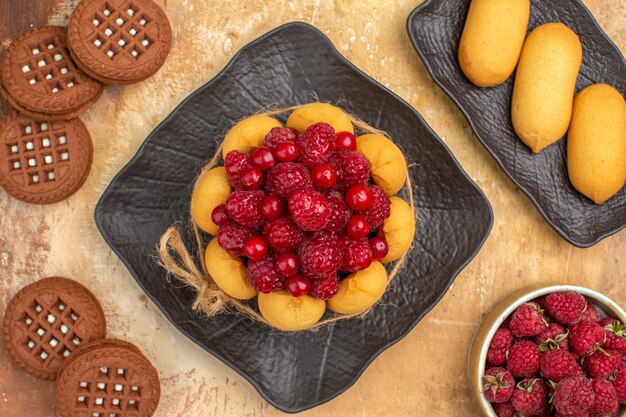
left=458, top=0, right=530, bottom=87
left=356, top=133, right=407, bottom=195
left=567, top=84, right=626, bottom=204
left=512, top=23, right=582, bottom=153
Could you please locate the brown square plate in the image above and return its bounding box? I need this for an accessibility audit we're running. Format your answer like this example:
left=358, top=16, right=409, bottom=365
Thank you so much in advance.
left=408, top=0, right=626, bottom=247
left=95, top=22, right=493, bottom=412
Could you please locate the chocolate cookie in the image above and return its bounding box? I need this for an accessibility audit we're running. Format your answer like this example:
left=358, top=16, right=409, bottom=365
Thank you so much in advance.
left=55, top=338, right=161, bottom=417
left=70, top=338, right=146, bottom=358
left=0, top=26, right=104, bottom=120
left=68, top=0, right=172, bottom=85
left=0, top=112, right=94, bottom=204
left=2, top=277, right=106, bottom=380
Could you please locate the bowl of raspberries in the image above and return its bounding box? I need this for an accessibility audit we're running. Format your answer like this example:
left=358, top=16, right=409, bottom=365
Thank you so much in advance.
left=470, top=285, right=626, bottom=417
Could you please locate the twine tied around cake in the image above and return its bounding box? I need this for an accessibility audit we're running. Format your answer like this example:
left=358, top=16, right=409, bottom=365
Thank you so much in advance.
left=157, top=103, right=417, bottom=331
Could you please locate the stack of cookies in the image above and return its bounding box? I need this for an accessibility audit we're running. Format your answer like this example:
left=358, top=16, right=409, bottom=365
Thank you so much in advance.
left=3, top=277, right=161, bottom=417
left=0, top=0, right=172, bottom=205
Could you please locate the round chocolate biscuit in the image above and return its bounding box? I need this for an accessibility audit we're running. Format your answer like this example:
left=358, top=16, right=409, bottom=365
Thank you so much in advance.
left=0, top=112, right=94, bottom=204
left=56, top=339, right=161, bottom=417
left=68, top=0, right=172, bottom=85
left=72, top=338, right=145, bottom=357
left=0, top=26, right=104, bottom=120
left=2, top=277, right=107, bottom=380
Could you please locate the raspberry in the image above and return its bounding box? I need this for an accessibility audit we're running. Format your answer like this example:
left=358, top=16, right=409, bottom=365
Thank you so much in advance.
left=247, top=255, right=285, bottom=293
left=601, top=317, right=626, bottom=353
left=590, top=379, right=619, bottom=415
left=510, top=302, right=546, bottom=337
left=483, top=367, right=515, bottom=403
left=487, top=328, right=514, bottom=367
left=540, top=349, right=582, bottom=382
left=555, top=413, right=590, bottom=417
left=263, top=217, right=306, bottom=253
left=535, top=322, right=569, bottom=352
left=217, top=223, right=254, bottom=256
left=341, top=237, right=373, bottom=272
left=288, top=189, right=331, bottom=231
left=507, top=341, right=540, bottom=378
left=323, top=190, right=352, bottom=232
left=546, top=291, right=586, bottom=325
left=327, top=150, right=371, bottom=189
left=265, top=162, right=312, bottom=199
left=297, top=122, right=335, bottom=167
left=493, top=402, right=515, bottom=417
left=553, top=376, right=595, bottom=415
left=224, top=150, right=253, bottom=190
left=612, top=362, right=626, bottom=403
left=309, top=274, right=339, bottom=300
left=584, top=349, right=621, bottom=379
left=363, top=185, right=391, bottom=229
left=570, top=320, right=606, bottom=356
left=299, top=233, right=343, bottom=278
left=511, top=378, right=547, bottom=416
left=264, top=127, right=298, bottom=150
left=225, top=190, right=265, bottom=227
left=580, top=302, right=600, bottom=323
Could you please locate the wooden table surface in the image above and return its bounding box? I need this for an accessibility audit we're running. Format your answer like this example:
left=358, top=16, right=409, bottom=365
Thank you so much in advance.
left=0, top=1, right=624, bottom=416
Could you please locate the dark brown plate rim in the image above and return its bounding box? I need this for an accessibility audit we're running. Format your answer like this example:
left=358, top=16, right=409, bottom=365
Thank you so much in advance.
left=407, top=0, right=626, bottom=248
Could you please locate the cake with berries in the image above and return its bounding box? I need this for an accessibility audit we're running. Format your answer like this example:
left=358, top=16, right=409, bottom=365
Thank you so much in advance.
left=190, top=103, right=415, bottom=331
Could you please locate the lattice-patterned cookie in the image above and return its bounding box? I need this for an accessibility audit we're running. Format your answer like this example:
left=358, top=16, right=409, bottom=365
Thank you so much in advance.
left=56, top=338, right=161, bottom=417
left=68, top=0, right=172, bottom=85
left=0, top=26, right=104, bottom=121
left=0, top=112, right=93, bottom=204
left=2, top=277, right=106, bottom=380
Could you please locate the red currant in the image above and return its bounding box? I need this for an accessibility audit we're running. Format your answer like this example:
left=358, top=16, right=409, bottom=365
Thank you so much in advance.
left=275, top=252, right=300, bottom=277
left=345, top=183, right=373, bottom=210
left=274, top=141, right=299, bottom=162
left=210, top=204, right=230, bottom=226
left=260, top=195, right=284, bottom=220
left=311, top=163, right=337, bottom=189
left=242, top=236, right=268, bottom=260
left=369, top=236, right=389, bottom=260
left=286, top=274, right=311, bottom=297
left=251, top=146, right=276, bottom=171
left=241, top=166, right=263, bottom=189
left=346, top=215, right=371, bottom=239
left=336, top=131, right=356, bottom=151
